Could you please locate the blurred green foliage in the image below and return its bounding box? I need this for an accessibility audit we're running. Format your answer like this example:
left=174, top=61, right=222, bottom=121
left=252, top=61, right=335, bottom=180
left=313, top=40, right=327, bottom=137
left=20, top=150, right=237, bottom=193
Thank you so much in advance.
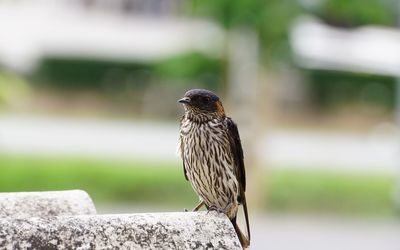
left=0, top=70, right=31, bottom=108
left=34, top=58, right=152, bottom=90
left=314, top=0, right=395, bottom=27
left=190, top=0, right=396, bottom=29
left=34, top=53, right=223, bottom=92
left=154, top=53, right=223, bottom=89
left=190, top=0, right=302, bottom=63
left=267, top=169, right=395, bottom=216
left=0, top=155, right=396, bottom=216
left=307, top=70, right=395, bottom=111
left=0, top=155, right=196, bottom=206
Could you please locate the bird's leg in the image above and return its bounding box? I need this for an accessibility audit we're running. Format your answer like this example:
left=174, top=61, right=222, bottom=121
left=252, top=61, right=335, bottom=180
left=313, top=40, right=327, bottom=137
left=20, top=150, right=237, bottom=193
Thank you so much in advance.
left=192, top=201, right=205, bottom=211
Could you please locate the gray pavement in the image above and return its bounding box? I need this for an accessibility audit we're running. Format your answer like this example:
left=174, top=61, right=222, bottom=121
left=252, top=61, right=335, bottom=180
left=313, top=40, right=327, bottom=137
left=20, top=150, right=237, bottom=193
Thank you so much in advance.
left=251, top=214, right=400, bottom=250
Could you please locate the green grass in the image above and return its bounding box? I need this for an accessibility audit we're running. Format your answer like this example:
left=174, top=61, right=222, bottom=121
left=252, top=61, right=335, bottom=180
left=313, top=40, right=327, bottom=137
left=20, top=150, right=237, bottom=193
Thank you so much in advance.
left=266, top=169, right=397, bottom=216
left=0, top=154, right=397, bottom=216
left=0, top=155, right=197, bottom=206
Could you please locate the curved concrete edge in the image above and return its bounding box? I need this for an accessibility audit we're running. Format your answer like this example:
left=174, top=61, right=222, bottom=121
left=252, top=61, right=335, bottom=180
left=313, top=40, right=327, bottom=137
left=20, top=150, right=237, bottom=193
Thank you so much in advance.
left=0, top=190, right=97, bottom=218
left=0, top=211, right=242, bottom=250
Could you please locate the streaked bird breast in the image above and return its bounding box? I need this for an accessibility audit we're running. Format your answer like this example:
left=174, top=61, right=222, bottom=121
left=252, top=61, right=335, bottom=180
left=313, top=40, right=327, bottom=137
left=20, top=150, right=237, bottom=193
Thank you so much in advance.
left=180, top=117, right=240, bottom=218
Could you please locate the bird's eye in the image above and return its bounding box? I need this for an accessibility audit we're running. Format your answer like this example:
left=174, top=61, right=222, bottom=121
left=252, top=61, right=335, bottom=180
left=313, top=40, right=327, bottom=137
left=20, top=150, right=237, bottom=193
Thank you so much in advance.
left=202, top=96, right=210, bottom=103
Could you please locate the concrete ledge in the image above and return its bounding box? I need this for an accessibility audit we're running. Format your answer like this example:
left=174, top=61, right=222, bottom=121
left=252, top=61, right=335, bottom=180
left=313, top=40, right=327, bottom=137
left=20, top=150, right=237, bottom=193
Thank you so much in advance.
left=0, top=190, right=96, bottom=218
left=0, top=212, right=242, bottom=250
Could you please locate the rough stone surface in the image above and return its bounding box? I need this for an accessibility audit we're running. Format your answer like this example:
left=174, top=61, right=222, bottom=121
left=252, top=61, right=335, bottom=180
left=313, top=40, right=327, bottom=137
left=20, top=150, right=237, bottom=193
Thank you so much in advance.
left=0, top=211, right=241, bottom=250
left=0, top=190, right=96, bottom=218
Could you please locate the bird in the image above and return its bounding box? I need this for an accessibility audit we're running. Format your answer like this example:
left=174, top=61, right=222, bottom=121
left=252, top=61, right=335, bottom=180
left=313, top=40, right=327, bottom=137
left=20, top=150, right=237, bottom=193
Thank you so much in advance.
left=177, top=88, right=250, bottom=248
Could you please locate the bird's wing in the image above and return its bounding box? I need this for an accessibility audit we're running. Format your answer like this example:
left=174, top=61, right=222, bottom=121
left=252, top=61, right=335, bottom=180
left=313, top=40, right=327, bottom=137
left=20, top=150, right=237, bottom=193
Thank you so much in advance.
left=226, top=117, right=250, bottom=241
left=225, top=117, right=245, bottom=191
left=179, top=117, right=188, bottom=181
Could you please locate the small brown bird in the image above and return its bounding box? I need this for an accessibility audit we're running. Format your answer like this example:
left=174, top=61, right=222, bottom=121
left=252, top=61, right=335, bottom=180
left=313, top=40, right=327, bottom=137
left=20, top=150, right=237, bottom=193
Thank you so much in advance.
left=178, top=89, right=250, bottom=248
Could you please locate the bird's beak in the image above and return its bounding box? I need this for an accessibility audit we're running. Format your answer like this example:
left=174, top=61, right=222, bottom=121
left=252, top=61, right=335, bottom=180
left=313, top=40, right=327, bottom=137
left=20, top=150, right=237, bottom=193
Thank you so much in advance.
left=178, top=97, right=191, bottom=104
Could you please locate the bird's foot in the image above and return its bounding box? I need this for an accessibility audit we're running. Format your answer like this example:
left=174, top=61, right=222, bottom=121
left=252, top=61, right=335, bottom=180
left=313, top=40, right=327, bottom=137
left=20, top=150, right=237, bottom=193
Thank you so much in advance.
left=207, top=205, right=226, bottom=214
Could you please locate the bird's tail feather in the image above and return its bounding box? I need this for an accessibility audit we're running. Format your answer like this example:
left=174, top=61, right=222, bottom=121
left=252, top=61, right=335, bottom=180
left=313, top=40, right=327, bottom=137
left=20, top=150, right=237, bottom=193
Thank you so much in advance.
left=232, top=217, right=250, bottom=249
left=242, top=193, right=250, bottom=243
left=232, top=192, right=250, bottom=248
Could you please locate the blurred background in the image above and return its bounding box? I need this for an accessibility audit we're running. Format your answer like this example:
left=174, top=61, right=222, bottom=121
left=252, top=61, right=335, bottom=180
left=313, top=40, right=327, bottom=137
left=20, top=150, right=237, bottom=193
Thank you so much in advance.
left=1, top=0, right=400, bottom=249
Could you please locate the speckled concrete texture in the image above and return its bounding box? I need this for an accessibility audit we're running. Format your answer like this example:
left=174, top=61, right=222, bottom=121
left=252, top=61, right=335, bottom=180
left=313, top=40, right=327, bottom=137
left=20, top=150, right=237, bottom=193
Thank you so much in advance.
left=0, top=190, right=96, bottom=218
left=0, top=211, right=241, bottom=250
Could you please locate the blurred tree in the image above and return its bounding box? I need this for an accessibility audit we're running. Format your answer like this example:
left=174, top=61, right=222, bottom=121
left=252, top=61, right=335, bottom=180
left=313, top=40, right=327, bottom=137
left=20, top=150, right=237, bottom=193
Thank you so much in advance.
left=189, top=0, right=302, bottom=64
left=314, top=0, right=395, bottom=27
left=189, top=0, right=396, bottom=63
left=154, top=52, right=223, bottom=90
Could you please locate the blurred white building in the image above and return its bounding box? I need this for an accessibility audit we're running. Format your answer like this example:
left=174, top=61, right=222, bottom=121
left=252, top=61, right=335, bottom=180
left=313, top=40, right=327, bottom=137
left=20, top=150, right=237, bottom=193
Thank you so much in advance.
left=290, top=16, right=400, bottom=77
left=0, top=0, right=223, bottom=73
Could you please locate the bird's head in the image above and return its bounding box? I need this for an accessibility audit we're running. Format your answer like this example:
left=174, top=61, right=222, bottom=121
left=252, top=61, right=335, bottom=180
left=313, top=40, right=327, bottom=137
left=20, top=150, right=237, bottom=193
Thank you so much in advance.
left=178, top=89, right=225, bottom=121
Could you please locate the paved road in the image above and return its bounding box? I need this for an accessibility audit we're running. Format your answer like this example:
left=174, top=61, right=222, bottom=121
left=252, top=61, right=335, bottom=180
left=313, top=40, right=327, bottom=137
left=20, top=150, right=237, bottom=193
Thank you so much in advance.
left=0, top=114, right=398, bottom=173
left=250, top=214, right=400, bottom=250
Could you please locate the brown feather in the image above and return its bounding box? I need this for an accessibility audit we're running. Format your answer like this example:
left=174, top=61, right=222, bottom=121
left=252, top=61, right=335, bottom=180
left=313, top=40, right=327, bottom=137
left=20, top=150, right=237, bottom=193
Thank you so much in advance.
left=226, top=118, right=250, bottom=243
left=179, top=116, right=188, bottom=181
